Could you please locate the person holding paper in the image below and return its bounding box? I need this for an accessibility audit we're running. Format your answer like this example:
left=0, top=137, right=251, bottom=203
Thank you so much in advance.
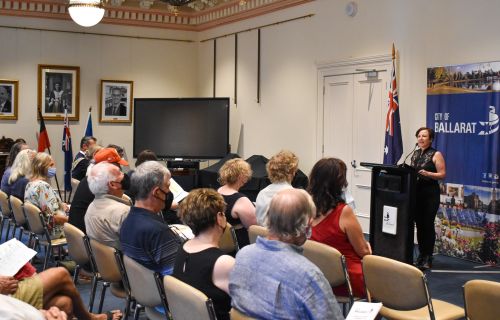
left=308, top=158, right=371, bottom=298
left=411, top=127, right=446, bottom=270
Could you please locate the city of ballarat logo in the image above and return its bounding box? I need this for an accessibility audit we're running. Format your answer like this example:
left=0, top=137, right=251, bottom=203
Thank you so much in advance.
left=478, top=106, right=499, bottom=136
left=434, top=106, right=499, bottom=136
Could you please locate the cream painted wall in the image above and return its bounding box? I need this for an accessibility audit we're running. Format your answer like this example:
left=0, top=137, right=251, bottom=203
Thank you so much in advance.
left=196, top=0, right=500, bottom=173
left=0, top=16, right=198, bottom=185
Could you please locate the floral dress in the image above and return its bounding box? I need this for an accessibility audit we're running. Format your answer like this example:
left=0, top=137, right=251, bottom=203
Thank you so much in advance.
left=25, top=180, right=65, bottom=239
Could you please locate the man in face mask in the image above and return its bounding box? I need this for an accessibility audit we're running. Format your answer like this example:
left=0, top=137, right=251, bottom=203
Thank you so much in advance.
left=85, top=162, right=131, bottom=250
left=120, top=161, right=182, bottom=276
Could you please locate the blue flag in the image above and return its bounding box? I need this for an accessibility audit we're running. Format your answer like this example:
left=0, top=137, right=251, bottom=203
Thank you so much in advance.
left=383, top=56, right=403, bottom=164
left=84, top=109, right=93, bottom=137
left=62, top=108, right=73, bottom=192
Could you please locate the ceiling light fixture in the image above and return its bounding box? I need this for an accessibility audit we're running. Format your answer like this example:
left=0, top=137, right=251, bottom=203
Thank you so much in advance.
left=68, top=0, right=106, bottom=27
left=161, top=0, right=195, bottom=6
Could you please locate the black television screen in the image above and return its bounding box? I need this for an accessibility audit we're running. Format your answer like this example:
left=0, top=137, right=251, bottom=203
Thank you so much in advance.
left=133, top=98, right=230, bottom=159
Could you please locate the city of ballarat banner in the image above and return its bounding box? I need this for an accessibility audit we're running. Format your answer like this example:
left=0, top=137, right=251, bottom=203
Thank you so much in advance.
left=427, top=62, right=499, bottom=265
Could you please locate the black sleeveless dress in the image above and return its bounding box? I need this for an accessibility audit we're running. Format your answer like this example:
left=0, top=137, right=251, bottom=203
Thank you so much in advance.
left=411, top=147, right=441, bottom=256
left=173, top=246, right=231, bottom=320
left=222, top=192, right=251, bottom=248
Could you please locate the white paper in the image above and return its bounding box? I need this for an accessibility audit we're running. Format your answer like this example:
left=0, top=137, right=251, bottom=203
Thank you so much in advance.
left=0, top=239, right=37, bottom=276
left=169, top=177, right=189, bottom=203
left=382, top=205, right=398, bottom=235
left=346, top=302, right=383, bottom=320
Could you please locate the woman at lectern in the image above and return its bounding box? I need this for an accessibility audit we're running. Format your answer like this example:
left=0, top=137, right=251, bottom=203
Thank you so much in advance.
left=411, top=127, right=446, bottom=270
left=218, top=159, right=257, bottom=249
left=308, top=158, right=371, bottom=298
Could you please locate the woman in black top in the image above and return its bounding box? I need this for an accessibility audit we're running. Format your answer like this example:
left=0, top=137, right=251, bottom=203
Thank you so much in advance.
left=173, top=188, right=234, bottom=320
left=217, top=159, right=257, bottom=248
left=411, top=127, right=446, bottom=270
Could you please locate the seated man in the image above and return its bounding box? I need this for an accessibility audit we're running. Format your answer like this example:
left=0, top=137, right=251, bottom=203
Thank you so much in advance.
left=68, top=147, right=128, bottom=233
left=120, top=161, right=182, bottom=275
left=0, top=267, right=121, bottom=320
left=229, top=189, right=344, bottom=320
left=86, top=162, right=131, bottom=249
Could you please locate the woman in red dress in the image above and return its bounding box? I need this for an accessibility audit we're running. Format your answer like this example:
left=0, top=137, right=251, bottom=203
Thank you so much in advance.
left=308, top=158, right=371, bottom=298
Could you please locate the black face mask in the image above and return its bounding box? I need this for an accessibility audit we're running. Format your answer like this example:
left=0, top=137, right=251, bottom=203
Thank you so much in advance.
left=120, top=173, right=131, bottom=191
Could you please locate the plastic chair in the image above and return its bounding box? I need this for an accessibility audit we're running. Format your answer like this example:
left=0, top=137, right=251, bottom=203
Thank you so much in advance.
left=362, top=255, right=464, bottom=320
left=0, top=190, right=14, bottom=241
left=163, top=275, right=217, bottom=320
left=63, top=223, right=101, bottom=311
left=23, top=202, right=67, bottom=270
left=122, top=255, right=169, bottom=320
left=89, top=239, right=132, bottom=318
left=230, top=308, right=256, bottom=320
left=218, top=222, right=239, bottom=254
left=9, top=195, right=32, bottom=242
left=248, top=225, right=269, bottom=244
left=463, top=279, right=500, bottom=320
left=302, top=239, right=355, bottom=314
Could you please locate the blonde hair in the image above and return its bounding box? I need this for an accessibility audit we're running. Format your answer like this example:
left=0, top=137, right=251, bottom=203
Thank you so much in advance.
left=31, top=152, right=52, bottom=180
left=9, top=149, right=36, bottom=184
left=266, top=150, right=298, bottom=183
left=218, top=158, right=252, bottom=185
left=179, top=188, right=226, bottom=236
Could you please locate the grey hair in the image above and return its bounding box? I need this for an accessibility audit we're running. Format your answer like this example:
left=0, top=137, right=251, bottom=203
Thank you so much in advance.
left=131, top=161, right=171, bottom=201
left=88, top=162, right=121, bottom=196
left=266, top=189, right=316, bottom=240
left=9, top=149, right=35, bottom=184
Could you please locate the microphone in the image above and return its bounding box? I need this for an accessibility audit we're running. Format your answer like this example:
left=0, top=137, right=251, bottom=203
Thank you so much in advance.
left=400, top=143, right=419, bottom=166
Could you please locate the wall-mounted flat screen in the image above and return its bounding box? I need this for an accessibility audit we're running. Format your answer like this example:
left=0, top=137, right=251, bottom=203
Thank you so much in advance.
left=133, top=98, right=230, bottom=159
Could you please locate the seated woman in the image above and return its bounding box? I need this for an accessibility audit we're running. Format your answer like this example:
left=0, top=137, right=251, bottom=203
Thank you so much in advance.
left=173, top=188, right=234, bottom=320
left=308, top=158, right=372, bottom=298
left=8, top=148, right=36, bottom=200
left=217, top=159, right=256, bottom=248
left=229, top=189, right=343, bottom=320
left=25, top=153, right=69, bottom=239
left=1, top=141, right=29, bottom=194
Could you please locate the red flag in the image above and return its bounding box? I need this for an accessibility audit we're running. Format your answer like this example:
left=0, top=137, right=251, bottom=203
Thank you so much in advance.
left=37, top=109, right=51, bottom=152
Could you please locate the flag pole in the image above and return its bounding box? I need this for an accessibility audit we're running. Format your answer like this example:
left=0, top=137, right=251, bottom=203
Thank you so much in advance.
left=38, top=108, right=63, bottom=200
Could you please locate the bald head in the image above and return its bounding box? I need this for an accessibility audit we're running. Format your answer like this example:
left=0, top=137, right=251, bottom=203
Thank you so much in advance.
left=88, top=162, right=122, bottom=196
left=266, top=189, right=316, bottom=243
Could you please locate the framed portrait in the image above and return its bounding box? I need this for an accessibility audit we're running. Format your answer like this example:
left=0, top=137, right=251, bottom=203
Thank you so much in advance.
left=38, top=64, right=80, bottom=121
left=0, top=79, right=18, bottom=120
left=99, top=80, right=133, bottom=123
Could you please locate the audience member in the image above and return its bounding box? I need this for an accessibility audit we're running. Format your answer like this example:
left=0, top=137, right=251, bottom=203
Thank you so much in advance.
left=217, top=159, right=256, bottom=248
left=68, top=147, right=127, bottom=233
left=72, top=136, right=97, bottom=181
left=85, top=162, right=131, bottom=249
left=255, top=150, right=298, bottom=225
left=7, top=149, right=36, bottom=199
left=308, top=158, right=371, bottom=298
left=25, top=153, right=68, bottom=239
left=120, top=161, right=182, bottom=275
left=0, top=294, right=67, bottom=320
left=229, top=189, right=343, bottom=320
left=174, top=188, right=234, bottom=320
left=0, top=141, right=28, bottom=193
left=84, top=144, right=103, bottom=177
left=0, top=268, right=121, bottom=320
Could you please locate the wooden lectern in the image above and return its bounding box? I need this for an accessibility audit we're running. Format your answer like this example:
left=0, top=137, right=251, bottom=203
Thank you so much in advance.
left=360, top=162, right=417, bottom=263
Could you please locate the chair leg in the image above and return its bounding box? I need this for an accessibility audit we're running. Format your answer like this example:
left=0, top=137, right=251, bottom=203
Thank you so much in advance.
left=133, top=304, right=144, bottom=320
left=4, top=221, right=11, bottom=242
left=88, top=275, right=99, bottom=312
left=123, top=297, right=131, bottom=319
left=98, top=282, right=110, bottom=313
left=43, top=244, right=52, bottom=270
left=17, top=228, right=23, bottom=242
left=73, top=265, right=81, bottom=284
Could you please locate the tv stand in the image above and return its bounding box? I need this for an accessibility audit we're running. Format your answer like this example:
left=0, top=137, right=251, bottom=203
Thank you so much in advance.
left=163, top=160, right=200, bottom=191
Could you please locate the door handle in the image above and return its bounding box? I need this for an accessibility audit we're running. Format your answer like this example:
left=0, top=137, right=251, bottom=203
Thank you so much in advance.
left=351, top=160, right=357, bottom=168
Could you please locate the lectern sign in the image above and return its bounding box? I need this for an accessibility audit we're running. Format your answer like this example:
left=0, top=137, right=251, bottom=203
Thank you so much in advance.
left=382, top=205, right=398, bottom=235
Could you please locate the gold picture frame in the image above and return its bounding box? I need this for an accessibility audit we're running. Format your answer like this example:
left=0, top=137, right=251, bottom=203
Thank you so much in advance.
left=99, top=79, right=133, bottom=123
left=38, top=64, right=80, bottom=121
left=0, top=79, right=19, bottom=120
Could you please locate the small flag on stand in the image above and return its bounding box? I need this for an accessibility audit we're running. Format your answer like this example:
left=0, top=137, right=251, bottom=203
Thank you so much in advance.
left=62, top=107, right=73, bottom=192
left=37, top=108, right=51, bottom=152
left=84, top=107, right=93, bottom=137
left=383, top=44, right=403, bottom=165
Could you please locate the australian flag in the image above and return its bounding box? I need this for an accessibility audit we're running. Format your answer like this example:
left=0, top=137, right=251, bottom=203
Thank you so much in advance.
left=383, top=54, right=403, bottom=165
left=62, top=107, right=73, bottom=192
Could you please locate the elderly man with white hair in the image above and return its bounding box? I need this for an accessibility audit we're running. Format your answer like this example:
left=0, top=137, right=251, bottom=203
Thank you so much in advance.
left=85, top=162, right=131, bottom=249
left=229, top=188, right=344, bottom=320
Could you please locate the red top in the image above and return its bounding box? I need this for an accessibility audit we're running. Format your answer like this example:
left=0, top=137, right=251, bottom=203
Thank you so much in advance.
left=311, top=203, right=366, bottom=298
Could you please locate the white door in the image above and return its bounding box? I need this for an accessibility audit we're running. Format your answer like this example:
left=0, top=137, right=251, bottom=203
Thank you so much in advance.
left=321, top=69, right=389, bottom=232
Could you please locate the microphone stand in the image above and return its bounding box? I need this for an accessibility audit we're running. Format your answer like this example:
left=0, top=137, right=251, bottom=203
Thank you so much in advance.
left=399, top=143, right=419, bottom=168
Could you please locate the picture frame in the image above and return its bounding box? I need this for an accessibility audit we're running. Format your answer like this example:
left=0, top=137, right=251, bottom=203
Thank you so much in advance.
left=0, top=79, right=19, bottom=120
left=99, top=80, right=134, bottom=123
left=38, top=64, right=80, bottom=121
